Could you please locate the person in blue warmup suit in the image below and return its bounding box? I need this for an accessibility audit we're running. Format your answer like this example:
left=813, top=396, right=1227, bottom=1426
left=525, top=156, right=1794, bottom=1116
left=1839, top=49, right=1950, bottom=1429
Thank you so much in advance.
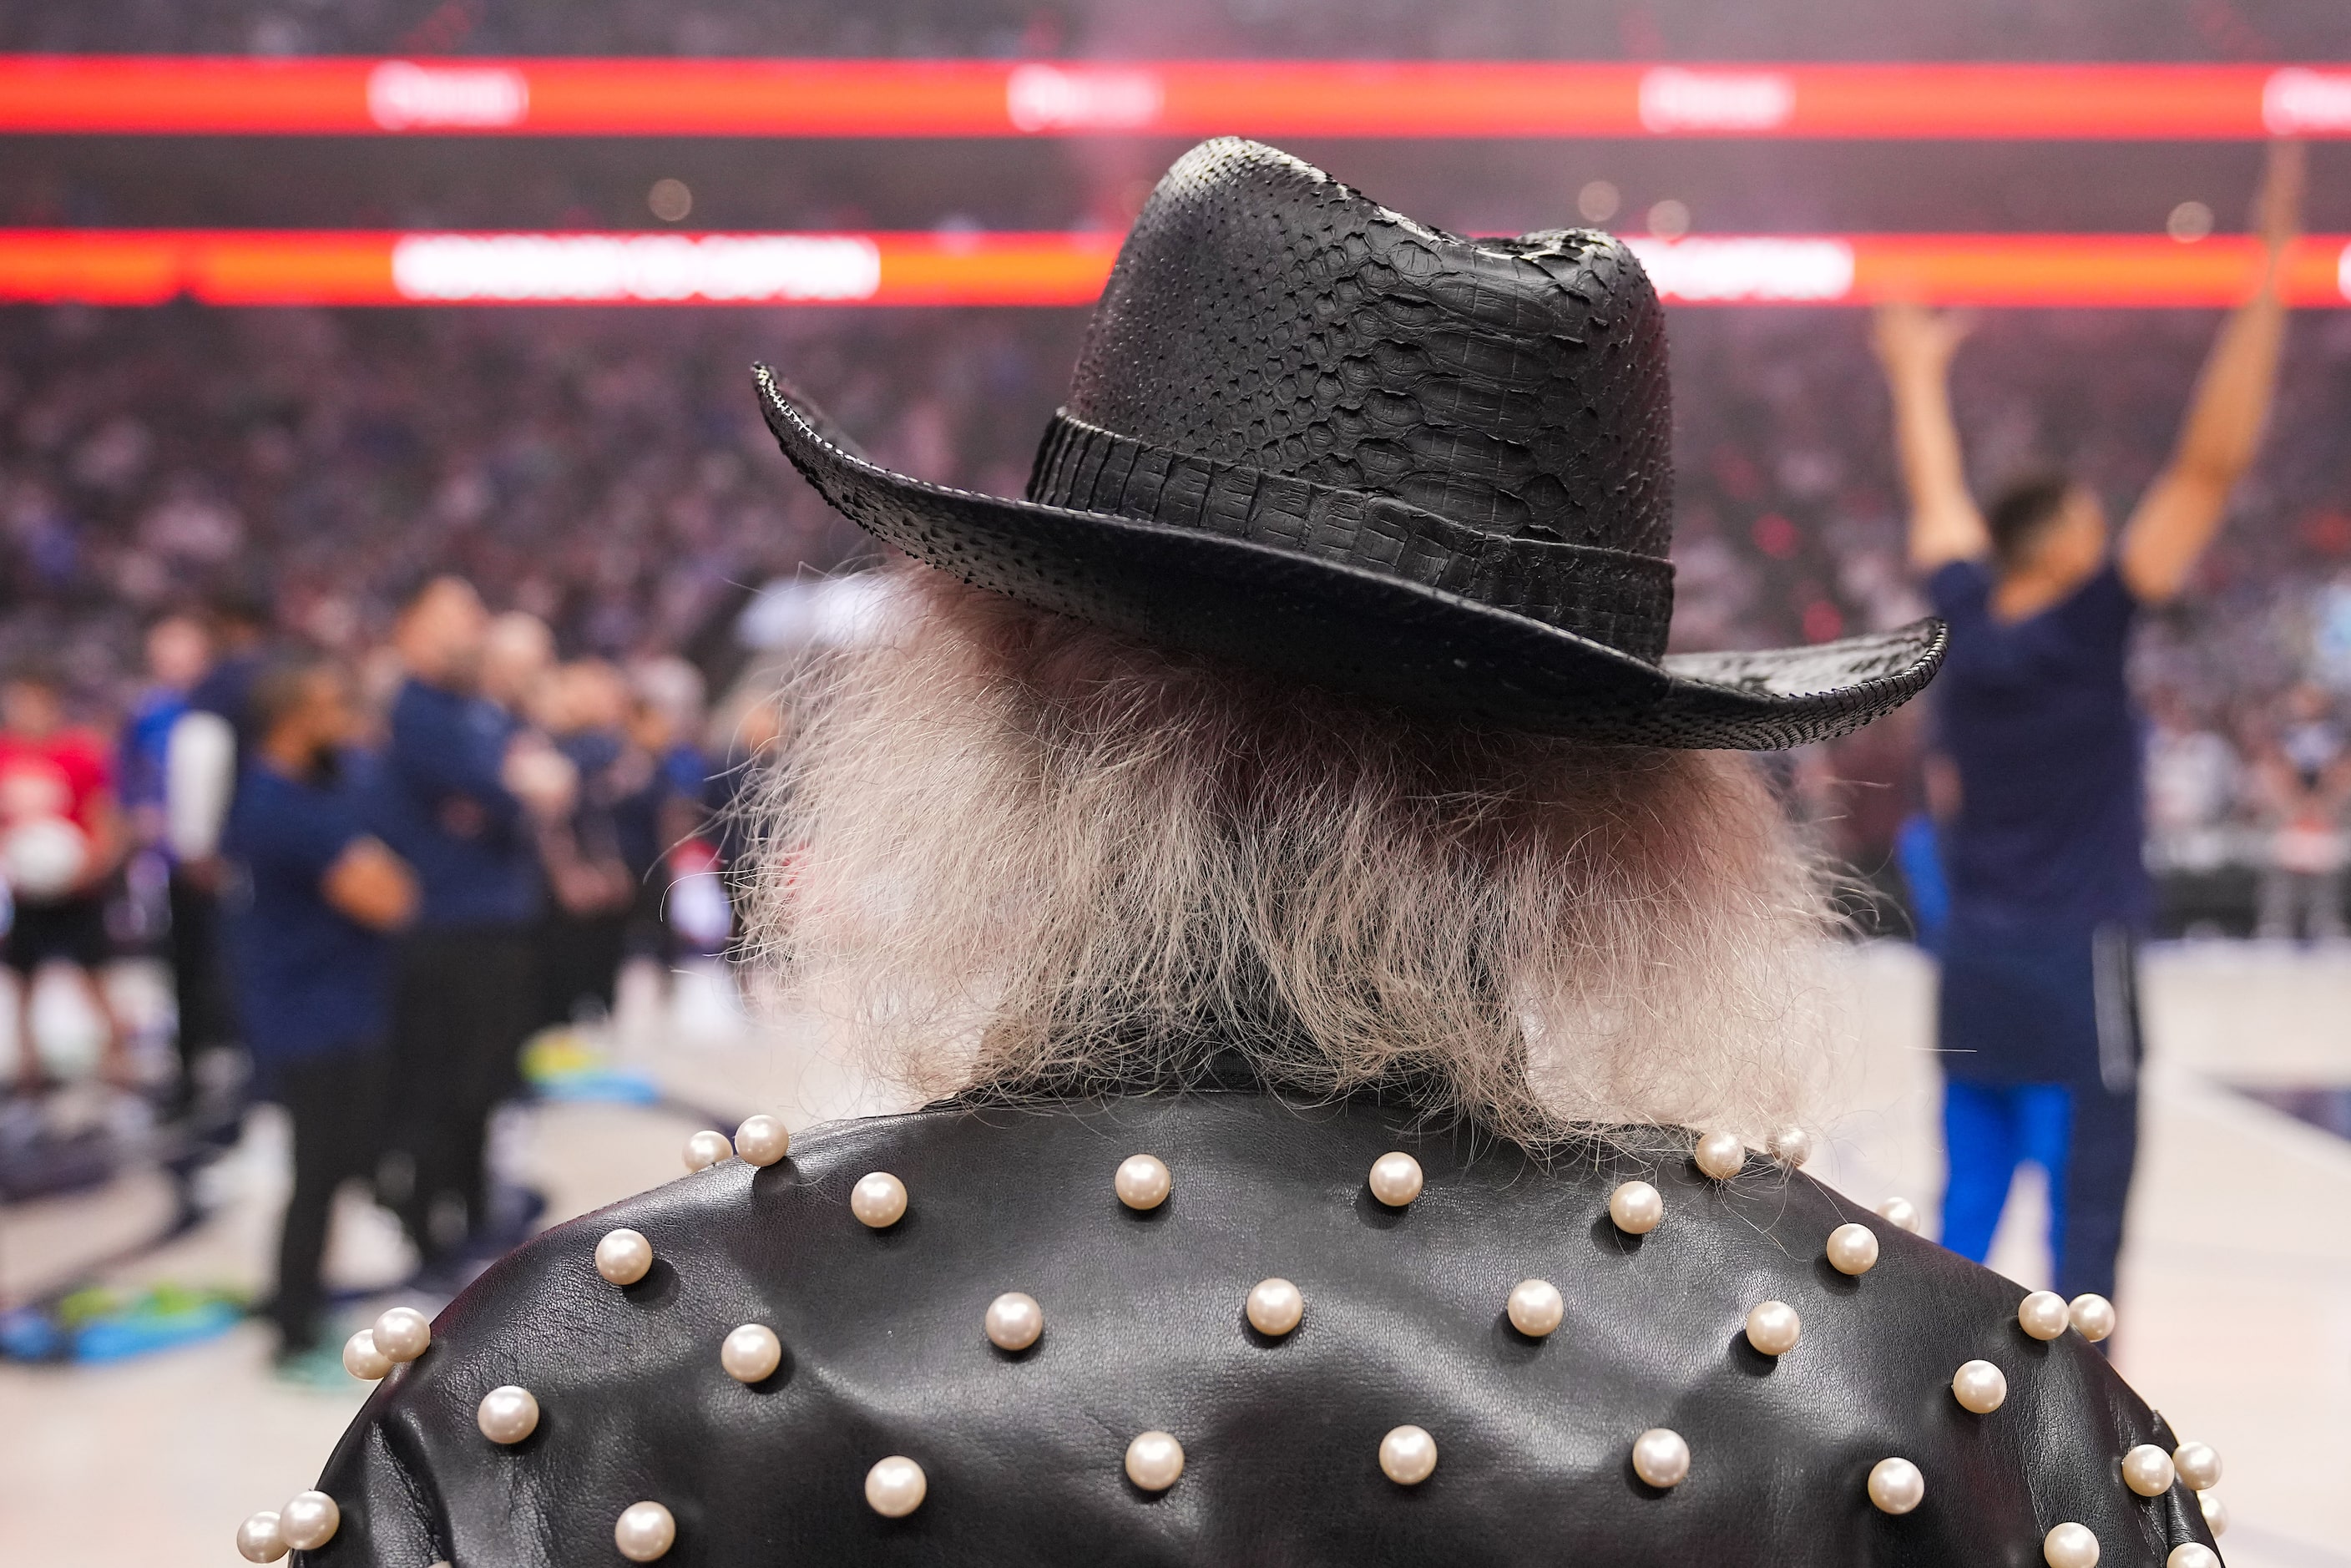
left=223, top=650, right=417, bottom=1375
left=1873, top=140, right=2301, bottom=1308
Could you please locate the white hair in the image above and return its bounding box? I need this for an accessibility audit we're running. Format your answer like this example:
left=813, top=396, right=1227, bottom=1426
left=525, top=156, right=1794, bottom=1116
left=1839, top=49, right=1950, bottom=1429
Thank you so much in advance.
left=744, top=569, right=1837, bottom=1150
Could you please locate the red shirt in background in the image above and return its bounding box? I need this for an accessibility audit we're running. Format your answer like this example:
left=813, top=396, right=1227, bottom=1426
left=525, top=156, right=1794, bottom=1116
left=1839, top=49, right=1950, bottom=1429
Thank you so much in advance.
left=0, top=729, right=113, bottom=832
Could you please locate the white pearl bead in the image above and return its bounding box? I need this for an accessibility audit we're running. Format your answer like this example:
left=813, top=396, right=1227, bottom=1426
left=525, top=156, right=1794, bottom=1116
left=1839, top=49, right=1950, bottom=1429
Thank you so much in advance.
left=2173, top=1441, right=2222, bottom=1491
left=372, top=1306, right=432, bottom=1363
left=1368, top=1151, right=1425, bottom=1207
left=341, top=1328, right=392, bottom=1381
left=733, top=1114, right=791, bottom=1167
left=1246, top=1277, right=1304, bottom=1338
left=1744, top=1299, right=1801, bottom=1357
left=1767, top=1126, right=1813, bottom=1167
left=614, top=1500, right=676, bottom=1560
left=2043, top=1521, right=2100, bottom=1568
left=1632, top=1427, right=1691, bottom=1488
left=477, top=1384, right=540, bottom=1444
left=1825, top=1222, right=1879, bottom=1275
left=865, top=1456, right=927, bottom=1518
left=1379, top=1424, right=1438, bottom=1485
left=2068, top=1292, right=2116, bottom=1342
left=1875, top=1196, right=1921, bottom=1233
left=1867, top=1456, right=1924, bottom=1515
left=2018, top=1291, right=2070, bottom=1340
left=1950, top=1358, right=2008, bottom=1414
left=1114, top=1154, right=1170, bottom=1211
left=683, top=1129, right=732, bottom=1171
left=721, top=1323, right=783, bottom=1383
left=235, top=1510, right=286, bottom=1563
left=1507, top=1278, right=1564, bottom=1338
left=278, top=1491, right=340, bottom=1552
left=2199, top=1490, right=2227, bottom=1535
left=986, top=1292, right=1044, bottom=1351
left=851, top=1171, right=908, bottom=1228
left=2121, top=1444, right=2175, bottom=1495
left=596, top=1227, right=654, bottom=1286
left=1609, top=1179, right=1664, bottom=1234
left=1693, top=1130, right=1746, bottom=1181
left=2167, top=1545, right=2219, bottom=1568
left=1125, top=1430, right=1186, bottom=1491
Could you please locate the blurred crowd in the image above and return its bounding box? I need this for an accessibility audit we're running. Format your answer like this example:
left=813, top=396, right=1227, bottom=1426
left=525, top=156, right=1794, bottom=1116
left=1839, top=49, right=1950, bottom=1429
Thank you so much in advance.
left=7, top=297, right=2351, bottom=929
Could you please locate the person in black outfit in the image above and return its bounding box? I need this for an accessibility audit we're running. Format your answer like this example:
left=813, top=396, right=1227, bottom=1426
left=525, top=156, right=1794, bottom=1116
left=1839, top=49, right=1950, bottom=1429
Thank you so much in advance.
left=221, top=651, right=417, bottom=1373
left=372, top=578, right=571, bottom=1274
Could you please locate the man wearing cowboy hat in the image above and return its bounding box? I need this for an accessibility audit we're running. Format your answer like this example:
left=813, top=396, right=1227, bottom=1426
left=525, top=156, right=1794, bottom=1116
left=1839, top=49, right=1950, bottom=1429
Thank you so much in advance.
left=251, top=140, right=2221, bottom=1568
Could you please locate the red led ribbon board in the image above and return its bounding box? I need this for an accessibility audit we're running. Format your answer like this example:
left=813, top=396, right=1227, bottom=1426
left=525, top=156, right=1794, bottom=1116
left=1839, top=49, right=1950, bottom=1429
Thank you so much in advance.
left=3, top=58, right=2349, bottom=138
left=0, top=231, right=2342, bottom=308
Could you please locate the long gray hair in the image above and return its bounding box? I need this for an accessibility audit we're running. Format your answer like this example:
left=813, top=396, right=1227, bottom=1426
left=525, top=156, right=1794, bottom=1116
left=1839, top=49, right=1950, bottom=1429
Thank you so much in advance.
left=744, top=569, right=1835, bottom=1148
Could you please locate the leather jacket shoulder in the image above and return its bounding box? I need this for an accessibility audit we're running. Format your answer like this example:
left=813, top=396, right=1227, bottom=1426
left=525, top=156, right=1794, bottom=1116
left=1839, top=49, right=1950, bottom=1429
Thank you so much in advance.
left=301, top=1085, right=2213, bottom=1565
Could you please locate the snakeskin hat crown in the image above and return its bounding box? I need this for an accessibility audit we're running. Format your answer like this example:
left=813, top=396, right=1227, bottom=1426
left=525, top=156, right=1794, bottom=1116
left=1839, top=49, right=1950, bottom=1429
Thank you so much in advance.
left=756, top=138, right=1944, bottom=746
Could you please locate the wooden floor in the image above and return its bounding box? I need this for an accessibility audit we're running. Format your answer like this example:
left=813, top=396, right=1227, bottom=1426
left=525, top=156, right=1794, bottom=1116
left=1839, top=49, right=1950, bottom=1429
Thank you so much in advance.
left=2, top=947, right=2345, bottom=1566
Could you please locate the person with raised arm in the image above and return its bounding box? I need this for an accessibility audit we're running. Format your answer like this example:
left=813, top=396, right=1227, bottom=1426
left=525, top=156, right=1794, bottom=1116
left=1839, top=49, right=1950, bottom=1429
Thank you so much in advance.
left=1873, top=139, right=2301, bottom=1312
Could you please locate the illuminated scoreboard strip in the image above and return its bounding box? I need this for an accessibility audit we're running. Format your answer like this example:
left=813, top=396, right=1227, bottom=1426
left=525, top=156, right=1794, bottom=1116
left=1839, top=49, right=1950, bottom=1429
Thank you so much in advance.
left=2, top=56, right=2349, bottom=138
left=0, top=230, right=2344, bottom=308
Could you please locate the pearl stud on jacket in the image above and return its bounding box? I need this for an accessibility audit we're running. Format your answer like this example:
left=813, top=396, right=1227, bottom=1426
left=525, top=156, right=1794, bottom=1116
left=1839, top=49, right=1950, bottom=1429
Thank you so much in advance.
left=279, top=1491, right=340, bottom=1551
left=1379, top=1424, right=1438, bottom=1485
left=1609, top=1179, right=1664, bottom=1234
left=1246, top=1277, right=1304, bottom=1337
left=372, top=1306, right=431, bottom=1363
left=1368, top=1151, right=1423, bottom=1207
left=1632, top=1428, right=1690, bottom=1488
left=235, top=1510, right=286, bottom=1563
left=477, top=1384, right=540, bottom=1444
left=1507, top=1278, right=1564, bottom=1338
left=2042, top=1522, right=2099, bottom=1568
left=2172, top=1441, right=2221, bottom=1491
left=2068, top=1292, right=2116, bottom=1342
left=852, top=1171, right=908, bottom=1228
left=1875, top=1196, right=1921, bottom=1233
left=1125, top=1430, right=1186, bottom=1491
left=1693, top=1130, right=1745, bottom=1181
left=2168, top=1546, right=2219, bottom=1568
left=1867, top=1457, right=1924, bottom=1515
left=596, top=1227, right=654, bottom=1285
left=721, top=1323, right=783, bottom=1383
left=733, top=1114, right=791, bottom=1167
left=1744, top=1299, right=1801, bottom=1356
left=1825, top=1222, right=1878, bottom=1275
left=2121, top=1444, right=2175, bottom=1496
left=341, top=1328, right=391, bottom=1380
left=1951, top=1358, right=2007, bottom=1414
left=2199, top=1490, right=2227, bottom=1535
left=986, top=1292, right=1044, bottom=1351
left=2018, top=1291, right=2070, bottom=1340
left=1766, top=1126, right=1813, bottom=1167
left=614, top=1500, right=676, bottom=1560
left=683, top=1129, right=732, bottom=1171
left=865, top=1456, right=927, bottom=1517
left=1115, top=1154, right=1170, bottom=1211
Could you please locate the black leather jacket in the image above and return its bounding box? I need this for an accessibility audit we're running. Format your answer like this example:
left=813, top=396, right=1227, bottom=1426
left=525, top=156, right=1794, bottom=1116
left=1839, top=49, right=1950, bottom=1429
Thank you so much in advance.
left=303, top=1078, right=2212, bottom=1565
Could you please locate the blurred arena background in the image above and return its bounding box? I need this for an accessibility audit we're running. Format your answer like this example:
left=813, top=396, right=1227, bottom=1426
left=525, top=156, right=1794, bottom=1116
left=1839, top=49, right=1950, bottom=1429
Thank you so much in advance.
left=0, top=1, right=2346, bottom=1563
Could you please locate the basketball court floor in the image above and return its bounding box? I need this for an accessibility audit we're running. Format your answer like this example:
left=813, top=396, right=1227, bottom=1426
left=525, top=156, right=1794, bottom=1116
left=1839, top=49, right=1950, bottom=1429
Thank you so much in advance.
left=3, top=945, right=2345, bottom=1565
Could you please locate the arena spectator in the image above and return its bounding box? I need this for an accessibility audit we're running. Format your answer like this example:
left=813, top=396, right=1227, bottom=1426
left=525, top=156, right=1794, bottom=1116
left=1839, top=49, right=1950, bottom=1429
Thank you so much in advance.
left=0, top=665, right=131, bottom=1092
left=2251, top=683, right=2349, bottom=940
left=222, top=649, right=417, bottom=1379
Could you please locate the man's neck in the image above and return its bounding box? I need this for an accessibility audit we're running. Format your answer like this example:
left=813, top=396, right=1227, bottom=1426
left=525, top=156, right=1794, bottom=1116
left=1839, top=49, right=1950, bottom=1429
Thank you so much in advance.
left=1990, top=559, right=2097, bottom=624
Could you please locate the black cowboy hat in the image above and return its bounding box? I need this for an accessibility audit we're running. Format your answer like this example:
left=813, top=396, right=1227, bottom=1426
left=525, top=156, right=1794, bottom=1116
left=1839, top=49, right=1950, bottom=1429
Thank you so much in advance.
left=755, top=138, right=1943, bottom=747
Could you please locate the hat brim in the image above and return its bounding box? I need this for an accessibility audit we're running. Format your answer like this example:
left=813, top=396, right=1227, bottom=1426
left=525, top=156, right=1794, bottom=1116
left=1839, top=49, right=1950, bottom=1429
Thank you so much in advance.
left=756, top=367, right=1944, bottom=750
